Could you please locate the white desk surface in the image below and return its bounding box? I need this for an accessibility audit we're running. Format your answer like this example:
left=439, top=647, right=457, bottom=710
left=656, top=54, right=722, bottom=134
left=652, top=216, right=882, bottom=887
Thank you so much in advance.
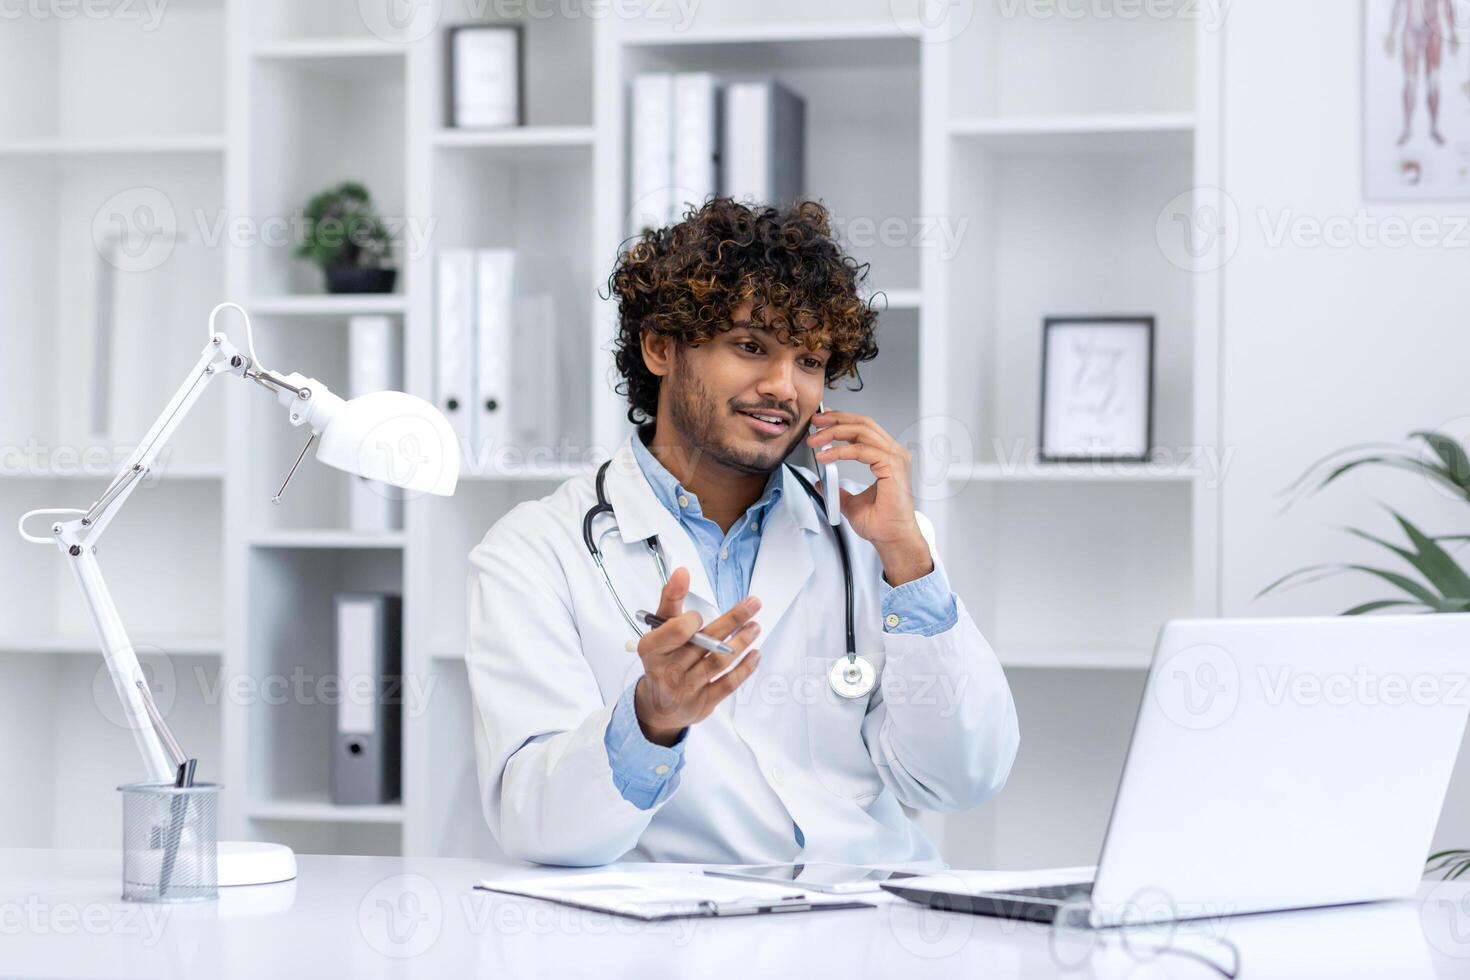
left=4, top=848, right=1470, bottom=979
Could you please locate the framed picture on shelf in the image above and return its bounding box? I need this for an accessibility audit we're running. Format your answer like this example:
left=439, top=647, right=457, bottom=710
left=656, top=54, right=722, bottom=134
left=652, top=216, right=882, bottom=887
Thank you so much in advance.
left=446, top=24, right=524, bottom=129
left=1039, top=316, right=1154, bottom=463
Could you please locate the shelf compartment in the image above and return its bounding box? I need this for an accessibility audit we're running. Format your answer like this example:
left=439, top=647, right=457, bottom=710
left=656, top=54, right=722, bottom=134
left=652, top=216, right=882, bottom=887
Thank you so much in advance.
left=245, top=792, right=403, bottom=825
left=424, top=2, right=594, bottom=128
left=459, top=461, right=599, bottom=483
left=619, top=22, right=917, bottom=64
left=432, top=125, right=595, bottom=165
left=869, top=287, right=922, bottom=311
left=943, top=667, right=1146, bottom=870
left=246, top=294, right=405, bottom=317
left=0, top=135, right=226, bottom=161
left=433, top=125, right=595, bottom=149
left=948, top=0, right=1196, bottom=119
left=250, top=530, right=408, bottom=549
left=2, top=651, right=224, bottom=849
left=943, top=479, right=1193, bottom=657
left=621, top=31, right=922, bottom=293
left=0, top=0, right=225, bottom=145
left=1, top=480, right=224, bottom=641
left=0, top=463, right=224, bottom=482
left=0, top=162, right=227, bottom=467
left=252, top=39, right=405, bottom=81
left=245, top=547, right=403, bottom=810
left=947, top=141, right=1196, bottom=464
left=0, top=634, right=224, bottom=657
left=248, top=52, right=406, bottom=297
left=412, top=659, right=502, bottom=859
left=954, top=462, right=1200, bottom=483
left=949, top=112, right=1194, bottom=154
left=249, top=0, right=418, bottom=47
left=996, top=646, right=1153, bottom=670
left=432, top=143, right=595, bottom=460
left=241, top=313, right=407, bottom=534
left=825, top=307, right=921, bottom=485
left=425, top=480, right=568, bottom=658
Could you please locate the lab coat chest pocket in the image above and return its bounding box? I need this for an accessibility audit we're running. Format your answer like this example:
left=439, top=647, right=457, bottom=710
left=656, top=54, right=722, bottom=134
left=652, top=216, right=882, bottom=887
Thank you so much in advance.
left=800, top=608, right=886, bottom=804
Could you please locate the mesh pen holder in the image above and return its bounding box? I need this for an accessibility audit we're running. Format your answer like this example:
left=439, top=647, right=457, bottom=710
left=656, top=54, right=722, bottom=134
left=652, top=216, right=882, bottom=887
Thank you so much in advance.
left=119, top=781, right=220, bottom=903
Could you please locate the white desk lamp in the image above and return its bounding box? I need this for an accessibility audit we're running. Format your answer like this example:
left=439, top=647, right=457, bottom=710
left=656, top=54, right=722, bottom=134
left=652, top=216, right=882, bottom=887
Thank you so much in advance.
left=18, top=302, right=459, bottom=886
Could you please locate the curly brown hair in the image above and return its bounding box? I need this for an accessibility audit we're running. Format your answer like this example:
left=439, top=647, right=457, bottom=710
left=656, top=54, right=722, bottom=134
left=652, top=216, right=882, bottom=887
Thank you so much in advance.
left=606, top=197, right=880, bottom=424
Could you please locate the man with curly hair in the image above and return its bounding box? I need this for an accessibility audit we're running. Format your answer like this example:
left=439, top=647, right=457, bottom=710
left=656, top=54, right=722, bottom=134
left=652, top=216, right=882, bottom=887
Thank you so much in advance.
left=467, top=198, right=1018, bottom=867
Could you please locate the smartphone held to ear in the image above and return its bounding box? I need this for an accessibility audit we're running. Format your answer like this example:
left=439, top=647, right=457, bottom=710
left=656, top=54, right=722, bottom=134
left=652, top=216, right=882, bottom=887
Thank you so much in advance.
left=812, top=403, right=842, bottom=527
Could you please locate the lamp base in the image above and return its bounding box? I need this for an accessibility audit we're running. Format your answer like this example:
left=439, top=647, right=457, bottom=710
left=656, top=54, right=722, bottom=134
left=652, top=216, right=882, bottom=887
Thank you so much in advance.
left=218, top=840, right=297, bottom=886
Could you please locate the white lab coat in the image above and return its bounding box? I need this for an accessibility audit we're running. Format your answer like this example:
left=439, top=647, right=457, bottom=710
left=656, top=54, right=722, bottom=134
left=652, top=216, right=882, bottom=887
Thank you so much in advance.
left=465, top=434, right=1019, bottom=867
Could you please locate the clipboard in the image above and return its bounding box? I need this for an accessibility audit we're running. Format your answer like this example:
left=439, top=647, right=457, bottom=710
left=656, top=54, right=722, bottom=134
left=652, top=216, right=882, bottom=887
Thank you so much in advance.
left=475, top=869, right=875, bottom=921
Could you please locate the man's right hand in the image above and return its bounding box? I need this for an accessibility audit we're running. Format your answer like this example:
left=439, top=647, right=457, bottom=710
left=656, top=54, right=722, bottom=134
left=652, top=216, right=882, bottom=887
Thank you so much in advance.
left=631, top=567, right=762, bottom=746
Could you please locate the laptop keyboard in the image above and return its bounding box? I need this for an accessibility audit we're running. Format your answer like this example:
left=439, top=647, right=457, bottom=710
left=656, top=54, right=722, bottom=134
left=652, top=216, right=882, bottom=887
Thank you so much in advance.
left=994, top=882, right=1094, bottom=903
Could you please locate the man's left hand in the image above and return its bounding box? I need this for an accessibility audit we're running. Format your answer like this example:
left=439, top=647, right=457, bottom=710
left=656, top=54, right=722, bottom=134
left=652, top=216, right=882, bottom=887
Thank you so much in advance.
left=806, top=410, right=934, bottom=587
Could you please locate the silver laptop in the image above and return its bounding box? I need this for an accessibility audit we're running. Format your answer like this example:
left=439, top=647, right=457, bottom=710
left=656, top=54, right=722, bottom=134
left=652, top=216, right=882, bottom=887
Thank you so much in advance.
left=884, top=615, right=1470, bottom=927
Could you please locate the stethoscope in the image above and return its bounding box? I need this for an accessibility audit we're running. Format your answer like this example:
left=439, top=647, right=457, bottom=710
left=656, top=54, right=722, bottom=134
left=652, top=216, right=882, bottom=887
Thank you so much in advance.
left=581, top=460, right=878, bottom=700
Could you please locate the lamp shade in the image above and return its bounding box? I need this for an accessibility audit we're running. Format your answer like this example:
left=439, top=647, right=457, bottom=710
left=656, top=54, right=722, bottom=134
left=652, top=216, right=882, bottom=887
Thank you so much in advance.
left=314, top=390, right=460, bottom=496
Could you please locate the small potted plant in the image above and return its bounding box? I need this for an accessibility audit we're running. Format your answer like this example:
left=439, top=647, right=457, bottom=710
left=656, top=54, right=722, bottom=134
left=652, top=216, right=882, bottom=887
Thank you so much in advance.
left=295, top=181, right=398, bottom=294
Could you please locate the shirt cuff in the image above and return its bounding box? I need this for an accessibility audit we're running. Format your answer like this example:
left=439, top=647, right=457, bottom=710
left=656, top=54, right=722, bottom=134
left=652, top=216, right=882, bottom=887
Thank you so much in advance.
left=603, top=678, right=687, bottom=810
left=880, top=565, right=959, bottom=637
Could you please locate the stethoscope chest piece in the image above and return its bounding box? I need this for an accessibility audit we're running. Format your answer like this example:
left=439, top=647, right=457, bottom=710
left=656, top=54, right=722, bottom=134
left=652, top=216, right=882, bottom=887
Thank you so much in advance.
left=829, top=654, right=877, bottom=700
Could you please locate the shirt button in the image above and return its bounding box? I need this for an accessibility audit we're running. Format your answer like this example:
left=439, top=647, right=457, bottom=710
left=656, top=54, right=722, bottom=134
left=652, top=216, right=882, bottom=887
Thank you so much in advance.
left=885, top=613, right=901, bottom=628
left=770, top=766, right=785, bottom=786
left=676, top=494, right=689, bottom=509
left=751, top=521, right=759, bottom=531
left=653, top=764, right=670, bottom=775
left=719, top=547, right=729, bottom=560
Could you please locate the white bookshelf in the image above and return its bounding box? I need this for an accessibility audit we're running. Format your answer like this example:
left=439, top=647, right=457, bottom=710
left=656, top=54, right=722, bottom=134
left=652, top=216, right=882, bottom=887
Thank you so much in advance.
left=1, top=0, right=1219, bottom=871
left=245, top=294, right=407, bottom=316
left=0, top=135, right=228, bottom=160
left=0, top=0, right=230, bottom=855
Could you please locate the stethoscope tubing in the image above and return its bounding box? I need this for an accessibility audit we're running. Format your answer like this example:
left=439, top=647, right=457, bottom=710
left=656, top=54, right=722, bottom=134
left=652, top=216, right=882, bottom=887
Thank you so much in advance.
left=584, top=459, right=858, bottom=664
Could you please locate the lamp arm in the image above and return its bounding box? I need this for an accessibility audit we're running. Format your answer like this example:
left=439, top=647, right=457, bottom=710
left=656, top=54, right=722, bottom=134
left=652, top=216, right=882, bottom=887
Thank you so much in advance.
left=79, top=334, right=242, bottom=542
left=17, top=332, right=251, bottom=783
left=16, top=312, right=373, bottom=784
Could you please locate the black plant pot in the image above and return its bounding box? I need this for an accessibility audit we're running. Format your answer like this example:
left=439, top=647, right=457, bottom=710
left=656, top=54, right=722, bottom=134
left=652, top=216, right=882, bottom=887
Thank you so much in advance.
left=324, top=265, right=398, bottom=294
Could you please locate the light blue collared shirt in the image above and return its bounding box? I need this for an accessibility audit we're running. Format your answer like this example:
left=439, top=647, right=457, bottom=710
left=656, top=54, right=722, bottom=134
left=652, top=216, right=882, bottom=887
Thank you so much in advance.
left=604, top=430, right=959, bottom=830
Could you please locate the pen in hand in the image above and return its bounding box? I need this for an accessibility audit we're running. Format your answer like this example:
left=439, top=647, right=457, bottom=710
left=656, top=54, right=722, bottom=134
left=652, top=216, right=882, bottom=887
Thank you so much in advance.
left=624, top=609, right=736, bottom=655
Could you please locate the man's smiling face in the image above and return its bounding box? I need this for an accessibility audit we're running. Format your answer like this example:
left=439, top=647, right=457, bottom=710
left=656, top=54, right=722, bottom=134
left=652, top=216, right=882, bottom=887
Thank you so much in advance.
left=662, top=300, right=832, bottom=476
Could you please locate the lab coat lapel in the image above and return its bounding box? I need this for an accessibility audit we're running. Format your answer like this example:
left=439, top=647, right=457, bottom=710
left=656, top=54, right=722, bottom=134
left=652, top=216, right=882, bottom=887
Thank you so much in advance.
left=602, top=436, right=718, bottom=614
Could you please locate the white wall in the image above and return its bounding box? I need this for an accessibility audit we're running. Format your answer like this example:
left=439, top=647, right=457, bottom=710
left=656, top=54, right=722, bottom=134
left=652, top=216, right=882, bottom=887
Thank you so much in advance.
left=1219, top=0, right=1470, bottom=850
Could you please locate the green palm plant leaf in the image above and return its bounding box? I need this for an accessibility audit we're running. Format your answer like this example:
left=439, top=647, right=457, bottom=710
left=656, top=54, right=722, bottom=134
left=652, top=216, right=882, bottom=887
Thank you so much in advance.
left=1428, top=849, right=1470, bottom=874
left=1282, top=432, right=1470, bottom=509
left=1391, top=512, right=1470, bottom=599
left=1412, top=431, right=1470, bottom=489
left=1257, top=555, right=1441, bottom=608
left=1340, top=600, right=1422, bottom=616
left=1343, top=525, right=1423, bottom=567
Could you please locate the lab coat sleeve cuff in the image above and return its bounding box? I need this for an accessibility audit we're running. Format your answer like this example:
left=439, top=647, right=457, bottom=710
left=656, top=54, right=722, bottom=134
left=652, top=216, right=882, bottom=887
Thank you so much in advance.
left=603, top=679, right=687, bottom=810
left=880, top=565, right=959, bottom=637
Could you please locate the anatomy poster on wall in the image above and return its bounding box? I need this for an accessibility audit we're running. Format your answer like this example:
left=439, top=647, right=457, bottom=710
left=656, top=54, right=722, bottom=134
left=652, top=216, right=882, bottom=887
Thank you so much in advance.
left=1365, top=0, right=1470, bottom=199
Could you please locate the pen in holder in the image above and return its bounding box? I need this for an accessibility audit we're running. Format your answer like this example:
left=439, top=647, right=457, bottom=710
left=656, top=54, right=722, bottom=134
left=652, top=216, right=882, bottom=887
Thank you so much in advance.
left=120, top=678, right=216, bottom=902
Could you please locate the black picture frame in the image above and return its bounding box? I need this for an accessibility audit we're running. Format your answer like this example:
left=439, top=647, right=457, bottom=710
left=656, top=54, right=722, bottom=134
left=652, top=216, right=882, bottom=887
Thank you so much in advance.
left=1037, top=316, right=1155, bottom=464
left=444, top=23, right=525, bottom=129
